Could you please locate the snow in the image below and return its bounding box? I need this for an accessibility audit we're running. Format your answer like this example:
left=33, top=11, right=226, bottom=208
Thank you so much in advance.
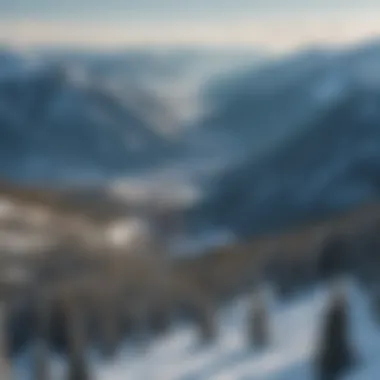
left=12, top=278, right=380, bottom=379
left=94, top=280, right=380, bottom=380
left=105, top=218, right=152, bottom=248
left=311, top=74, right=347, bottom=105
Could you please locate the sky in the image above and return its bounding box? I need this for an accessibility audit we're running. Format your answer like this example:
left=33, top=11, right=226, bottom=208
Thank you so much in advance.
left=1, top=0, right=380, bottom=52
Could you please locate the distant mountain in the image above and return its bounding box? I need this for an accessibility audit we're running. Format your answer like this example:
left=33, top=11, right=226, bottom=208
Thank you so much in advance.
left=0, top=54, right=180, bottom=183
left=191, top=41, right=380, bottom=236
left=0, top=47, right=265, bottom=183
left=191, top=41, right=380, bottom=160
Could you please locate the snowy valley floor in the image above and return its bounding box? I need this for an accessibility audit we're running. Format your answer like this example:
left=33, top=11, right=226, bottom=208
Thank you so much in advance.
left=13, top=279, right=380, bottom=380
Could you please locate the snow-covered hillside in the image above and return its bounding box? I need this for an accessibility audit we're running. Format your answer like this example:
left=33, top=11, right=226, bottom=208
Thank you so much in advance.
left=12, top=279, right=380, bottom=380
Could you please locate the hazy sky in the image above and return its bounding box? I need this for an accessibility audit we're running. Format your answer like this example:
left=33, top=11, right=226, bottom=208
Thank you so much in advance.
left=1, top=0, right=380, bottom=51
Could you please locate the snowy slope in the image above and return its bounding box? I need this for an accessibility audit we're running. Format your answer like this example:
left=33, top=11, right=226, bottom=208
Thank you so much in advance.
left=12, top=279, right=380, bottom=380
left=95, top=280, right=378, bottom=380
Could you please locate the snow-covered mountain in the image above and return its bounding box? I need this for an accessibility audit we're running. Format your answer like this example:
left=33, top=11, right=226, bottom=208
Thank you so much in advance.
left=187, top=41, right=380, bottom=159
left=0, top=46, right=264, bottom=184
left=0, top=55, right=180, bottom=183
left=3, top=40, right=380, bottom=232
left=191, top=40, right=380, bottom=236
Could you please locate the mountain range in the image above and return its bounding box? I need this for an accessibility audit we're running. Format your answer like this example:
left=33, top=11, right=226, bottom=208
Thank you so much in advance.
left=2, top=41, right=380, bottom=239
left=192, top=40, right=380, bottom=236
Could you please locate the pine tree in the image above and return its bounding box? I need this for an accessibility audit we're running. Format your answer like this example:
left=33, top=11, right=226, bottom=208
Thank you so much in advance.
left=32, top=290, right=51, bottom=380
left=0, top=299, right=11, bottom=380
left=370, top=292, right=380, bottom=326
left=149, top=302, right=171, bottom=337
left=315, top=281, right=356, bottom=380
left=98, top=297, right=121, bottom=358
left=195, top=302, right=216, bottom=344
left=318, top=235, right=348, bottom=282
left=65, top=299, right=89, bottom=380
left=192, top=298, right=217, bottom=345
left=247, top=290, right=270, bottom=349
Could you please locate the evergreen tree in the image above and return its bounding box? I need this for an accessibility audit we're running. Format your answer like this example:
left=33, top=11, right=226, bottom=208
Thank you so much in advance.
left=0, top=299, right=11, bottom=380
left=187, top=295, right=217, bottom=345
left=32, top=291, right=51, bottom=380
left=149, top=303, right=171, bottom=337
left=370, top=293, right=380, bottom=326
left=318, top=235, right=348, bottom=282
left=99, top=298, right=121, bottom=358
left=66, top=300, right=89, bottom=380
left=198, top=304, right=217, bottom=344
left=247, top=290, right=270, bottom=349
left=315, top=282, right=356, bottom=380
